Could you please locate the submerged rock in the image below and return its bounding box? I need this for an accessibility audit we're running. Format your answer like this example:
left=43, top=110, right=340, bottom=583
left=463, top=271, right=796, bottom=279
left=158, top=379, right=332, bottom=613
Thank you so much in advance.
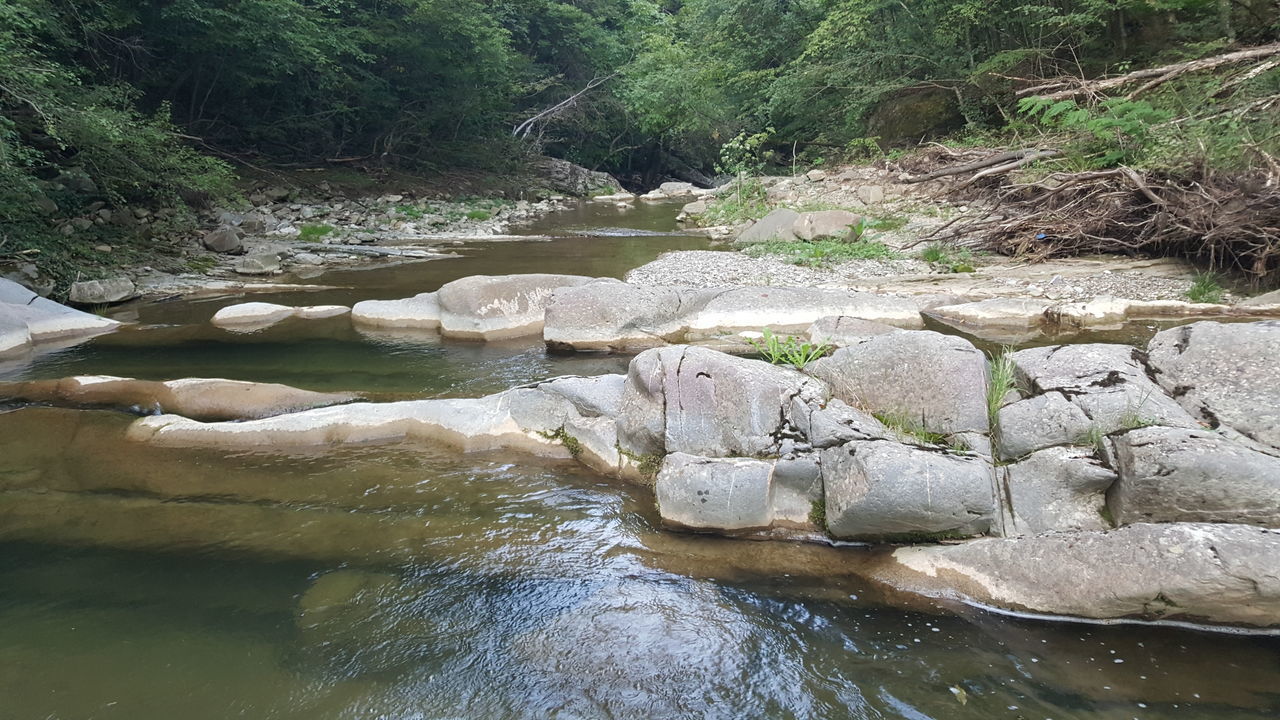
left=878, top=523, right=1280, bottom=627
left=211, top=302, right=349, bottom=329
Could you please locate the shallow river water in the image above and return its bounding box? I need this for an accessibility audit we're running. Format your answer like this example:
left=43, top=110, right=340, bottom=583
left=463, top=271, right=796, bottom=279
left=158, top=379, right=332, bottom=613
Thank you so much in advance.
left=1, top=202, right=1278, bottom=720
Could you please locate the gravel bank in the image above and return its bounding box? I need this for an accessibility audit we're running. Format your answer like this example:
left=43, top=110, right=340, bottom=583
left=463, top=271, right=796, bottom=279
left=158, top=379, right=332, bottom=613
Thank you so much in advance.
left=625, top=250, right=931, bottom=288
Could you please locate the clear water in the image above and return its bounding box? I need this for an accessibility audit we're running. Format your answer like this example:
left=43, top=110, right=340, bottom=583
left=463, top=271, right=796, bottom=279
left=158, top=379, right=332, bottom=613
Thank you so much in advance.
left=1, top=202, right=1278, bottom=720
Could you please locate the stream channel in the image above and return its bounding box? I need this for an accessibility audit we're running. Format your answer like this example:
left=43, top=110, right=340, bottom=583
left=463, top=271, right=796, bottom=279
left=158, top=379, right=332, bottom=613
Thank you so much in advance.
left=1, top=201, right=1278, bottom=719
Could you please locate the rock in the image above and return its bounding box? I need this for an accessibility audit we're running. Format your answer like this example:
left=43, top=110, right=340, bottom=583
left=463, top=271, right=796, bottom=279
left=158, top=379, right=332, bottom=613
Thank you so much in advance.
left=0, top=278, right=119, bottom=351
left=232, top=253, right=281, bottom=275
left=534, top=157, right=622, bottom=196
left=590, top=192, right=635, bottom=203
left=202, top=225, right=243, bottom=254
left=658, top=181, right=697, bottom=197
left=806, top=330, right=989, bottom=439
left=295, top=305, right=349, bottom=320
left=436, top=273, right=594, bottom=340
left=351, top=292, right=441, bottom=329
left=544, top=281, right=693, bottom=351
left=1048, top=296, right=1131, bottom=329
left=615, top=346, right=828, bottom=459
left=1109, top=426, right=1280, bottom=526
left=733, top=208, right=800, bottom=245
left=1010, top=344, right=1198, bottom=434
left=562, top=415, right=622, bottom=476
left=1146, top=321, right=1280, bottom=450
left=1241, top=289, right=1280, bottom=307
left=211, top=302, right=297, bottom=327
left=995, top=392, right=1093, bottom=461
left=804, top=316, right=899, bottom=347
left=687, top=287, right=922, bottom=338
left=262, top=186, right=291, bottom=202
left=1002, top=447, right=1115, bottom=535
left=805, top=169, right=827, bottom=182
left=655, top=453, right=774, bottom=531
left=534, top=374, right=625, bottom=418
left=0, top=375, right=358, bottom=421
left=127, top=387, right=584, bottom=457
left=679, top=199, right=707, bottom=217
left=856, top=185, right=885, bottom=204
left=293, top=252, right=324, bottom=265
left=770, top=454, right=823, bottom=528
left=820, top=441, right=994, bottom=540
left=793, top=210, right=861, bottom=241
left=925, top=299, right=1051, bottom=340
left=67, top=277, right=136, bottom=305
left=803, top=399, right=892, bottom=449
left=879, top=523, right=1280, bottom=626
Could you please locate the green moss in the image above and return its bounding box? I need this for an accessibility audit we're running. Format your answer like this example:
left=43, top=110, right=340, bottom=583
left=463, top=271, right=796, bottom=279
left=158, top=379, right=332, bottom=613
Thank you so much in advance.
left=617, top=447, right=663, bottom=481
left=808, top=498, right=827, bottom=528
left=1098, top=504, right=1115, bottom=528
left=538, top=427, right=583, bottom=460
left=298, top=224, right=336, bottom=241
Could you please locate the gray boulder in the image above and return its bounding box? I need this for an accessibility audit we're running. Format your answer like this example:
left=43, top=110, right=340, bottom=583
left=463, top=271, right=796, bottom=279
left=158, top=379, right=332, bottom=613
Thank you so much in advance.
left=770, top=454, right=822, bottom=528
left=807, top=330, right=990, bottom=439
left=655, top=453, right=774, bottom=531
left=67, top=277, right=136, bottom=305
left=202, top=225, right=243, bottom=254
left=1109, top=426, right=1280, bottom=526
left=995, top=391, right=1093, bottom=460
left=734, top=208, right=799, bottom=245
left=544, top=281, right=702, bottom=352
left=533, top=374, right=625, bottom=419
left=880, top=523, right=1280, bottom=626
left=616, top=346, right=828, bottom=459
left=1147, top=321, right=1280, bottom=451
left=820, top=441, right=994, bottom=540
left=534, top=157, right=622, bottom=196
left=0, top=278, right=119, bottom=351
left=793, top=210, right=861, bottom=241
left=436, top=273, right=594, bottom=340
left=1002, top=447, right=1115, bottom=535
left=802, top=399, right=891, bottom=449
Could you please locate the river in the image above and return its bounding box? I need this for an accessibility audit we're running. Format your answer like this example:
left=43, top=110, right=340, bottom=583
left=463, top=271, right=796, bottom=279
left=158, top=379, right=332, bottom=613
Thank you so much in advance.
left=1, top=201, right=1277, bottom=720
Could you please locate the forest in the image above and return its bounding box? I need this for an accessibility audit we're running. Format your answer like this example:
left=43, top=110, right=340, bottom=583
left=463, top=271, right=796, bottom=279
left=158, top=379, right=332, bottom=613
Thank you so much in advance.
left=2, top=0, right=1279, bottom=279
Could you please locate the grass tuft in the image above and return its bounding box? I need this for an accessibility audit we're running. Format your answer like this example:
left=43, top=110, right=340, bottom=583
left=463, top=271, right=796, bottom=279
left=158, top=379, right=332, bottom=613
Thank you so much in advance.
left=749, top=328, right=832, bottom=369
left=987, top=347, right=1017, bottom=429
left=744, top=238, right=899, bottom=267
left=297, top=224, right=336, bottom=241
left=1185, top=271, right=1224, bottom=304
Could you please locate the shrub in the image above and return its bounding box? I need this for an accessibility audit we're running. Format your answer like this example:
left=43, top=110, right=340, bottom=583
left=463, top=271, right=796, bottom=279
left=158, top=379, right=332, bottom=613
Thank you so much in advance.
left=1185, top=272, right=1225, bottom=303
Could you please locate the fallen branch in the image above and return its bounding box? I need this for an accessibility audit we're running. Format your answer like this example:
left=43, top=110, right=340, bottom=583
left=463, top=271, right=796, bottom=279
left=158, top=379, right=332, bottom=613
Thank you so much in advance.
left=1017, top=43, right=1280, bottom=101
left=513, top=73, right=617, bottom=139
left=953, top=149, right=1062, bottom=188
left=902, top=148, right=1058, bottom=183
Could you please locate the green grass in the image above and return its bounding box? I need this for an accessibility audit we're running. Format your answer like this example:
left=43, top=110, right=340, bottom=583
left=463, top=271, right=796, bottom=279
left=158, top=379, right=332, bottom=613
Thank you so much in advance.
left=744, top=238, right=899, bottom=267
left=297, top=224, right=336, bottom=241
left=465, top=209, right=492, bottom=220
left=1185, top=271, right=1224, bottom=304
left=395, top=204, right=427, bottom=219
left=987, top=347, right=1017, bottom=428
left=185, top=255, right=217, bottom=273
left=919, top=242, right=976, bottom=273
left=702, top=177, right=770, bottom=225
left=867, top=214, right=908, bottom=231
left=872, top=410, right=951, bottom=446
left=748, top=328, right=832, bottom=369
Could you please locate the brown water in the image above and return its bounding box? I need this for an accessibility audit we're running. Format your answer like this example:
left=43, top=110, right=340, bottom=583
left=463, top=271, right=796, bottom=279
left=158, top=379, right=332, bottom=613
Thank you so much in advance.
left=1, top=202, right=1278, bottom=720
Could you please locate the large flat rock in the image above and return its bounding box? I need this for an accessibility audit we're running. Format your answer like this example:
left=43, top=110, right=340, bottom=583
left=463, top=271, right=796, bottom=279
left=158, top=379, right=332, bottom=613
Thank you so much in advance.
left=544, top=281, right=921, bottom=352
left=437, top=273, right=594, bottom=340
left=0, top=278, right=119, bottom=357
left=1147, top=320, right=1280, bottom=451
left=878, top=523, right=1280, bottom=626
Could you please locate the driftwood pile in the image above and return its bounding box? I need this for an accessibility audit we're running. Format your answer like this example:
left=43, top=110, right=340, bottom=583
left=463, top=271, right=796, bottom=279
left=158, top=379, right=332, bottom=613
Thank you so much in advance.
left=901, top=44, right=1280, bottom=281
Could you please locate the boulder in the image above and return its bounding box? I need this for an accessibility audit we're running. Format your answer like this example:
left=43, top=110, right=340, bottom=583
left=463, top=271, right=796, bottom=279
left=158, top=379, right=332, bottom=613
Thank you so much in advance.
left=925, top=299, right=1051, bottom=342
left=1010, top=344, right=1198, bottom=434
left=0, top=278, right=119, bottom=348
left=535, top=157, right=622, bottom=196
left=0, top=315, right=32, bottom=357
left=806, top=330, right=989, bottom=439
left=1002, top=447, right=1115, bottom=535
left=792, top=210, right=861, bottom=241
left=1109, top=426, right=1280, bottom=526
left=436, top=273, right=594, bottom=340
left=879, top=523, right=1280, bottom=626
left=733, top=208, right=799, bottom=245
left=67, top=277, right=136, bottom=305
left=820, top=441, right=994, bottom=540
left=770, top=454, right=823, bottom=528
left=1241, top=289, right=1280, bottom=307
left=211, top=302, right=295, bottom=327
left=351, top=292, right=441, bottom=329
left=616, top=346, right=828, bottom=459
left=1146, top=321, right=1280, bottom=450
left=802, top=399, right=892, bottom=449
left=687, top=287, right=923, bottom=339
left=856, top=185, right=886, bottom=204
left=202, top=225, right=243, bottom=254
left=562, top=415, right=622, bottom=476
left=533, top=374, right=625, bottom=418
left=995, top=391, right=1093, bottom=461
left=232, top=253, right=281, bottom=275
left=655, top=453, right=774, bottom=531
left=658, top=181, right=697, bottom=197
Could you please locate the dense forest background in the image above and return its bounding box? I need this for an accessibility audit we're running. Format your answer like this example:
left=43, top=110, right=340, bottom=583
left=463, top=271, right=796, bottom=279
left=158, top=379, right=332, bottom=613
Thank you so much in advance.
left=2, top=0, right=1278, bottom=271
